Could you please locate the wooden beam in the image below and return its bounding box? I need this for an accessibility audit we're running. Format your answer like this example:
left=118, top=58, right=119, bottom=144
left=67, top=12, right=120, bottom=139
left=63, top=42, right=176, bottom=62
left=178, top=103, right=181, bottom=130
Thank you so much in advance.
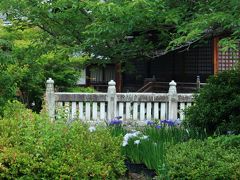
left=86, top=66, right=91, bottom=86
left=213, top=37, right=219, bottom=74
left=115, top=63, right=122, bottom=92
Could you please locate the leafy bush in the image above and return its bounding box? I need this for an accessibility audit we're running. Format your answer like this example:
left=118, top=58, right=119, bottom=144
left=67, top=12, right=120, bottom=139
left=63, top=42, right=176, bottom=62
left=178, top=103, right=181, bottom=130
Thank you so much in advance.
left=0, top=101, right=126, bottom=179
left=66, top=86, right=96, bottom=93
left=166, top=135, right=240, bottom=179
left=184, top=69, right=240, bottom=135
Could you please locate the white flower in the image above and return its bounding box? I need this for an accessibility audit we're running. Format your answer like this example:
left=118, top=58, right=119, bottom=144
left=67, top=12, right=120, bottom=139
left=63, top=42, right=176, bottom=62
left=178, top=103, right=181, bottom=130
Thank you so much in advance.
left=140, top=135, right=148, bottom=140
left=88, top=126, right=96, bottom=132
left=122, top=131, right=141, bottom=147
left=134, top=140, right=140, bottom=145
left=122, top=140, right=128, bottom=147
left=123, top=133, right=132, bottom=141
left=131, top=131, right=141, bottom=137
left=124, top=131, right=140, bottom=140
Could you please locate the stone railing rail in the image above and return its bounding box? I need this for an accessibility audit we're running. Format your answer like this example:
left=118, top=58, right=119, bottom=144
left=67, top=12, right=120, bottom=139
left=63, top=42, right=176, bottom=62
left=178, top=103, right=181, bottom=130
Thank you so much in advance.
left=46, top=78, right=194, bottom=124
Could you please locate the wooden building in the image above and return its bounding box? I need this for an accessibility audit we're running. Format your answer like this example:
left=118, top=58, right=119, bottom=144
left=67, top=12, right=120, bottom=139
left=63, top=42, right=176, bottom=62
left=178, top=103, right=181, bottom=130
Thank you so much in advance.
left=79, top=37, right=239, bottom=92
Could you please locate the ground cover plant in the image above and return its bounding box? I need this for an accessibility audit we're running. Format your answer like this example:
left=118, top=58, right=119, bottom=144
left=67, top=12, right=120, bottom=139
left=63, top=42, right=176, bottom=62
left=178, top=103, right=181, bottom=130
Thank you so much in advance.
left=0, top=101, right=126, bottom=179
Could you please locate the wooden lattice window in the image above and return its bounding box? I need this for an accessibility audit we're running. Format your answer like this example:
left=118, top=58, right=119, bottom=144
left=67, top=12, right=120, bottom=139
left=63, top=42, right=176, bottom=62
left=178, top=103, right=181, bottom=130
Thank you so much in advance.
left=184, top=40, right=213, bottom=75
left=217, top=42, right=239, bottom=72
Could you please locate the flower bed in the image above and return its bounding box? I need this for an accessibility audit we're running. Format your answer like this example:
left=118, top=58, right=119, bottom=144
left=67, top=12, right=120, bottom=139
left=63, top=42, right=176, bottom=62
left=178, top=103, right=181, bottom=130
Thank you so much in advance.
left=109, top=117, right=240, bottom=179
left=119, top=119, right=195, bottom=177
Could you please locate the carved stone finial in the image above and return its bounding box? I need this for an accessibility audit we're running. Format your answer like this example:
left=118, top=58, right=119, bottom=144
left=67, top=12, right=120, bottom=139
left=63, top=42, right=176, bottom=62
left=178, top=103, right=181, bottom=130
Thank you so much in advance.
left=108, top=80, right=116, bottom=86
left=196, top=76, right=200, bottom=90
left=168, top=80, right=177, bottom=94
left=197, top=75, right=200, bottom=81
left=168, top=80, right=178, bottom=120
left=169, top=80, right=176, bottom=86
left=107, top=80, right=116, bottom=120
left=47, top=78, right=54, bottom=84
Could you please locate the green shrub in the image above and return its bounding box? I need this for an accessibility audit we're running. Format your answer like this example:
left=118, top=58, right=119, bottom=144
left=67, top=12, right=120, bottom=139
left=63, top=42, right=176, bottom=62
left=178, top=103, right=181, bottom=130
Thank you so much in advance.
left=166, top=135, right=240, bottom=179
left=66, top=86, right=96, bottom=93
left=0, top=101, right=126, bottom=179
left=184, top=69, right=240, bottom=135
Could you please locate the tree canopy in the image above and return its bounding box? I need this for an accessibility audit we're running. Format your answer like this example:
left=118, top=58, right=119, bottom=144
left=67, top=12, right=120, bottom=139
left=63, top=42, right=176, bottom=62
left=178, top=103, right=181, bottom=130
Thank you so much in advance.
left=0, top=19, right=86, bottom=113
left=1, top=0, right=240, bottom=62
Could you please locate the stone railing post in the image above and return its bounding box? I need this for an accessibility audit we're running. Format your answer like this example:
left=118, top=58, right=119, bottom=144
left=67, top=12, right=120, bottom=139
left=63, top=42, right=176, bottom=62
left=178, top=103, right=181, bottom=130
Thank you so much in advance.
left=168, top=80, right=178, bottom=120
left=46, top=78, right=55, bottom=121
left=107, top=80, right=117, bottom=120
left=196, top=75, right=200, bottom=91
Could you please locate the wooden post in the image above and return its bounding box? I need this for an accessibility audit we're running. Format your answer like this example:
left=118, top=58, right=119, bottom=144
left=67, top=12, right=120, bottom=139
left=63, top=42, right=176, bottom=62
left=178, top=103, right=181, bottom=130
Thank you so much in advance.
left=46, top=78, right=55, bottom=121
left=107, top=80, right=117, bottom=120
left=115, top=63, right=122, bottom=92
left=168, top=80, right=178, bottom=120
left=196, top=75, right=200, bottom=91
left=213, top=37, right=219, bottom=74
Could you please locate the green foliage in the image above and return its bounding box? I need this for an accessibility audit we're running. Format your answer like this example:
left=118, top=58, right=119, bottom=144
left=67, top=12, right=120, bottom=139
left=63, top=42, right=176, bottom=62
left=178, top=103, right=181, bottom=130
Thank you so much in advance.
left=0, top=22, right=88, bottom=112
left=1, top=0, right=239, bottom=61
left=184, top=69, right=240, bottom=135
left=123, top=131, right=165, bottom=173
left=0, top=35, right=27, bottom=115
left=167, top=0, right=240, bottom=49
left=0, top=101, right=126, bottom=179
left=108, top=124, right=127, bottom=138
left=166, top=135, right=240, bottom=179
left=66, top=86, right=96, bottom=93
left=122, top=126, right=206, bottom=177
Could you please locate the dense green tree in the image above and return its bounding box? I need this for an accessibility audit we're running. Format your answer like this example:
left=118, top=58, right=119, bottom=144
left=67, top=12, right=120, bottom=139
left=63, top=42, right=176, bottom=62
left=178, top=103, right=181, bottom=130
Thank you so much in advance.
left=0, top=39, right=26, bottom=115
left=0, top=24, right=28, bottom=115
left=0, top=0, right=184, bottom=62
left=0, top=22, right=87, bottom=113
left=1, top=0, right=240, bottom=61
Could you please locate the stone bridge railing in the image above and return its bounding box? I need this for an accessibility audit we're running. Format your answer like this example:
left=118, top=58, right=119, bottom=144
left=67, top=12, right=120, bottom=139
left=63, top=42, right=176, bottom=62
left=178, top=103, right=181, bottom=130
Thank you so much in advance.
left=46, top=78, right=194, bottom=124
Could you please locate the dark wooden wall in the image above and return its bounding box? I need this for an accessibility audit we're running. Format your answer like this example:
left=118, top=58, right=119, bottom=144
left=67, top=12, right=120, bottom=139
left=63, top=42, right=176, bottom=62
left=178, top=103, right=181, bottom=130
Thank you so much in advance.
left=123, top=40, right=214, bottom=92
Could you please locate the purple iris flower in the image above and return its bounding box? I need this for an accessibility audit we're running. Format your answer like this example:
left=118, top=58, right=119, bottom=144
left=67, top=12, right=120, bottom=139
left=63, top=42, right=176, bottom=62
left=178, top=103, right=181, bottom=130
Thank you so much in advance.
left=146, top=120, right=154, bottom=126
left=160, top=120, right=176, bottom=126
left=109, top=119, right=122, bottom=125
left=156, top=125, right=162, bottom=129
